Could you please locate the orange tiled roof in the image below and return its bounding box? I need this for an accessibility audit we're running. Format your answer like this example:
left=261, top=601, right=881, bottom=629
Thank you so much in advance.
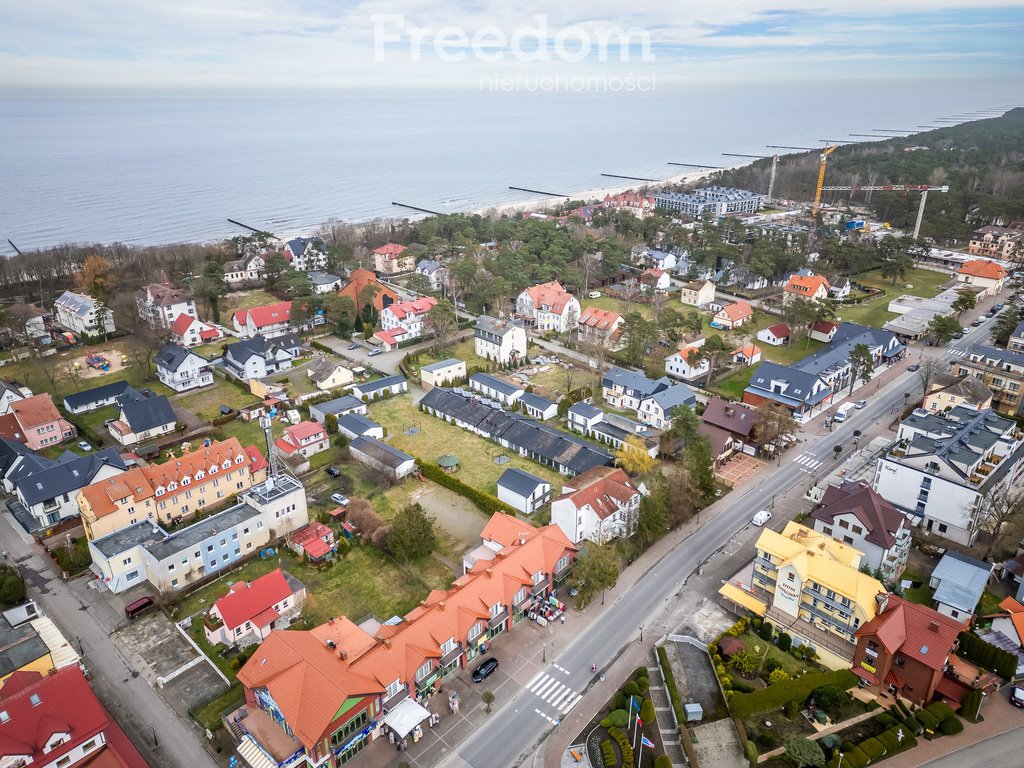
left=555, top=466, right=641, bottom=521
left=373, top=243, right=407, bottom=257
left=232, top=301, right=292, bottom=330
left=732, top=343, right=761, bottom=359
left=525, top=281, right=573, bottom=314
left=959, top=259, right=1008, bottom=280
left=784, top=274, right=831, bottom=296
left=719, top=301, right=753, bottom=322
left=578, top=307, right=622, bottom=331
left=997, top=596, right=1024, bottom=642
left=338, top=269, right=398, bottom=311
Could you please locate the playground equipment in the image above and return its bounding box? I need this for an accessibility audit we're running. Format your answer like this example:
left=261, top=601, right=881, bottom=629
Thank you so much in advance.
left=86, top=354, right=109, bottom=371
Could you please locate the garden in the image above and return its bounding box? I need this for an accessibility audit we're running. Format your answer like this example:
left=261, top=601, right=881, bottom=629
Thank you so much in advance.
left=580, top=666, right=672, bottom=768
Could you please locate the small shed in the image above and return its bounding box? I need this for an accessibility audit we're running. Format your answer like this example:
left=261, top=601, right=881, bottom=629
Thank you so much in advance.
left=437, top=455, right=460, bottom=473
left=684, top=703, right=703, bottom=723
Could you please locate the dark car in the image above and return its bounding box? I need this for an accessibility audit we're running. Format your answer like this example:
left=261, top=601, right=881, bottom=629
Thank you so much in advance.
left=326, top=466, right=341, bottom=478
left=471, top=657, right=499, bottom=682
left=953, top=331, right=964, bottom=339
left=1012, top=685, right=1024, bottom=708
left=907, top=363, right=920, bottom=372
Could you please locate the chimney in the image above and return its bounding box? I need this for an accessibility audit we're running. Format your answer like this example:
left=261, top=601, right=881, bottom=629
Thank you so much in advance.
left=383, top=639, right=391, bottom=648
left=519, top=533, right=527, bottom=545
left=438, top=600, right=446, bottom=610
left=929, top=621, right=940, bottom=633
left=339, top=650, right=348, bottom=660
left=876, top=592, right=889, bottom=613
left=485, top=567, right=493, bottom=578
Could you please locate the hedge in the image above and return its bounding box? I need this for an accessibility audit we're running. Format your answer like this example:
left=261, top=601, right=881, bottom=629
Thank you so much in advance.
left=957, top=632, right=1017, bottom=679
left=925, top=701, right=955, bottom=722
left=417, top=460, right=519, bottom=516
left=844, top=746, right=869, bottom=768
left=657, top=646, right=687, bottom=725
left=961, top=689, right=983, bottom=721
left=902, top=715, right=922, bottom=735
left=939, top=717, right=963, bottom=735
left=874, top=712, right=898, bottom=728
left=728, top=670, right=857, bottom=719
left=743, top=740, right=758, bottom=767
left=860, top=737, right=885, bottom=761
left=917, top=709, right=940, bottom=730
left=654, top=756, right=672, bottom=768
left=878, top=729, right=902, bottom=752
left=609, top=709, right=629, bottom=728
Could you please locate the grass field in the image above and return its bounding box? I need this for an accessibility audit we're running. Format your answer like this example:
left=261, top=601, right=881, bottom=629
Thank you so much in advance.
left=368, top=396, right=565, bottom=496
left=712, top=366, right=758, bottom=401
left=835, top=267, right=956, bottom=329
left=176, top=382, right=262, bottom=421
left=223, top=288, right=280, bottom=314
left=582, top=295, right=655, bottom=320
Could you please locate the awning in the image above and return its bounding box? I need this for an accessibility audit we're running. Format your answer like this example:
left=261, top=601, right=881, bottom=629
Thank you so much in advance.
left=852, top=666, right=879, bottom=686
left=718, top=583, right=767, bottom=617
left=383, top=698, right=430, bottom=738
left=885, top=669, right=905, bottom=688
left=935, top=676, right=969, bottom=704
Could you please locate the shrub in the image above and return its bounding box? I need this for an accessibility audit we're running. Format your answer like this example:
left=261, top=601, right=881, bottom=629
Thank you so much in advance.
left=623, top=681, right=641, bottom=697
left=844, top=746, right=869, bottom=768
left=784, top=700, right=800, bottom=718
left=657, top=646, right=687, bottom=725
left=917, top=710, right=940, bottom=731
left=636, top=676, right=650, bottom=692
left=957, top=631, right=1017, bottom=680
left=878, top=728, right=902, bottom=753
left=654, top=756, right=672, bottom=768
left=417, top=460, right=519, bottom=516
left=634, top=666, right=649, bottom=680
left=757, top=731, right=776, bottom=748
left=732, top=678, right=755, bottom=694
left=768, top=669, right=790, bottom=686
left=777, top=632, right=792, bottom=652
left=926, top=702, right=955, bottom=722
left=961, top=689, right=983, bottom=721
left=874, top=712, right=898, bottom=728
left=613, top=693, right=627, bottom=711
left=608, top=727, right=634, bottom=766
left=939, top=717, right=963, bottom=735
left=600, top=717, right=612, bottom=729
left=759, top=621, right=774, bottom=641
left=860, top=737, right=885, bottom=761
left=730, top=670, right=857, bottom=719
left=809, top=684, right=849, bottom=714
left=902, top=716, right=922, bottom=735
left=609, top=709, right=630, bottom=728
left=764, top=657, right=782, bottom=674
left=640, top=698, right=655, bottom=723
left=743, top=741, right=758, bottom=767
left=601, top=739, right=616, bottom=768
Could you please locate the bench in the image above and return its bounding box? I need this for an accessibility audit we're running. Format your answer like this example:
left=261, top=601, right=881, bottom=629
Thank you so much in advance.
left=570, top=749, right=582, bottom=762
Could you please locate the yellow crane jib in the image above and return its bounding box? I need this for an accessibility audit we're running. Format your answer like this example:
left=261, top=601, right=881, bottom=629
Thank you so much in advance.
left=811, top=145, right=838, bottom=215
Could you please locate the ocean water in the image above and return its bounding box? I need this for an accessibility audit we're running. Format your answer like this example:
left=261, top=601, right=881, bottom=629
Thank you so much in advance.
left=0, top=80, right=1019, bottom=249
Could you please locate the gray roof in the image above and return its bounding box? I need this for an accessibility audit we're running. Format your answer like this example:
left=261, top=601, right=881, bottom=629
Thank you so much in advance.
left=644, top=383, right=696, bottom=412
left=63, top=380, right=136, bottom=411
left=307, top=271, right=341, bottom=286
left=931, top=551, right=992, bottom=614
left=285, top=236, right=325, bottom=256
left=356, top=375, right=407, bottom=395
left=421, top=358, right=464, bottom=373
left=119, top=392, right=177, bottom=433
left=338, top=413, right=380, bottom=437
left=1012, top=320, right=1024, bottom=340
left=0, top=438, right=32, bottom=478
left=148, top=502, right=263, bottom=561
left=54, top=290, right=97, bottom=317
left=350, top=436, right=414, bottom=469
left=0, top=618, right=51, bottom=678
left=519, top=392, right=556, bottom=413
left=746, top=361, right=832, bottom=407
left=311, top=395, right=364, bottom=417
left=568, top=402, right=603, bottom=420
left=602, top=367, right=671, bottom=398
left=470, top=373, right=523, bottom=398
left=792, top=323, right=904, bottom=378
left=307, top=357, right=347, bottom=384
left=497, top=467, right=549, bottom=496
left=15, top=449, right=127, bottom=506
left=155, top=343, right=202, bottom=372
left=475, top=316, right=522, bottom=338
left=968, top=345, right=1024, bottom=368
left=90, top=519, right=165, bottom=559
left=416, top=259, right=442, bottom=274
left=225, top=334, right=298, bottom=365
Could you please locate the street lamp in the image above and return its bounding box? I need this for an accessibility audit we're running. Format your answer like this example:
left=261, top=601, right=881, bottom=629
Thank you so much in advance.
left=150, top=725, right=158, bottom=748
left=639, top=625, right=644, bottom=643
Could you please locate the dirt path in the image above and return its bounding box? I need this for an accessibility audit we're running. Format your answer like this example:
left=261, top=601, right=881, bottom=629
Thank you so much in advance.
left=405, top=483, right=489, bottom=549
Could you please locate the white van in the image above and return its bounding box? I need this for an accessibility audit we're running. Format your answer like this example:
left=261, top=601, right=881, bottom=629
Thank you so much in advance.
left=752, top=510, right=772, bottom=526
left=833, top=403, right=856, bottom=423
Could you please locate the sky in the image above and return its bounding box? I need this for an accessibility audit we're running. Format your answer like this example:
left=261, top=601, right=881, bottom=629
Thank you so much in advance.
left=1, top=1, right=1023, bottom=93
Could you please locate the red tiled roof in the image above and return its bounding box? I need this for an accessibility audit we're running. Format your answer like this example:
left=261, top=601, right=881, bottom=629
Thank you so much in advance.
left=578, top=306, right=622, bottom=330
left=373, top=328, right=405, bottom=346
left=719, top=301, right=753, bottom=322
left=555, top=466, right=641, bottom=521
left=959, top=259, right=1007, bottom=280
left=10, top=394, right=61, bottom=430
left=214, top=569, right=295, bottom=631
left=385, top=297, right=437, bottom=320
left=200, top=327, right=221, bottom=341
left=290, top=522, right=333, bottom=548
left=374, top=243, right=407, bottom=256
left=252, top=606, right=281, bottom=629
left=338, top=269, right=398, bottom=311
left=765, top=323, right=790, bottom=338
left=812, top=320, right=838, bottom=334
left=303, top=537, right=333, bottom=559
left=233, top=301, right=292, bottom=330
left=170, top=313, right=195, bottom=336
left=855, top=595, right=965, bottom=672
left=997, top=596, right=1024, bottom=642
left=284, top=421, right=327, bottom=443
left=811, top=480, right=905, bottom=549
left=524, top=281, right=574, bottom=314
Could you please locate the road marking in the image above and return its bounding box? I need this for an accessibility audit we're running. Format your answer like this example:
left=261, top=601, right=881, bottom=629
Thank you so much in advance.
left=534, top=707, right=558, bottom=724
left=527, top=672, right=582, bottom=713
left=792, top=454, right=822, bottom=472
left=552, top=663, right=571, bottom=676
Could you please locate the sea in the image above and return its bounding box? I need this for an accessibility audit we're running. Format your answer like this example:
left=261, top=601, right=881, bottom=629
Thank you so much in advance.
left=1, top=79, right=1020, bottom=250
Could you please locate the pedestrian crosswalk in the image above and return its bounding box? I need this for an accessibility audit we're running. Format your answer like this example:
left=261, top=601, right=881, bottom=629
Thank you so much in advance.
left=792, top=453, right=822, bottom=473
left=948, top=348, right=968, bottom=358
left=526, top=671, right=582, bottom=720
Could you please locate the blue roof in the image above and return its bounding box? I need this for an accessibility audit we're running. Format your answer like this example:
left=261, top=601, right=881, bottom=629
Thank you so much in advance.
left=931, top=551, right=992, bottom=614
left=602, top=367, right=670, bottom=398
left=520, top=392, right=556, bottom=412
left=63, top=380, right=136, bottom=410
left=338, top=413, right=380, bottom=436
left=357, top=375, right=407, bottom=394
left=645, top=383, right=697, bottom=411
left=568, top=402, right=603, bottom=419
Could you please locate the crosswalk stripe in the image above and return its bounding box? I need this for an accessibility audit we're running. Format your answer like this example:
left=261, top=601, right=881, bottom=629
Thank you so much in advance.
left=561, top=693, right=582, bottom=714
left=534, top=678, right=558, bottom=698
left=525, top=672, right=542, bottom=690
left=544, top=682, right=568, bottom=703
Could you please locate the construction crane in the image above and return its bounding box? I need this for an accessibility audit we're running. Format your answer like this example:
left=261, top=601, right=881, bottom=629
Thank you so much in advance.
left=721, top=152, right=781, bottom=203
left=811, top=145, right=839, bottom=215
left=819, top=184, right=949, bottom=239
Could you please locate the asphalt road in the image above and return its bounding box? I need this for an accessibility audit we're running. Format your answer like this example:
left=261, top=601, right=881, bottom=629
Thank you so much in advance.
left=920, top=724, right=1024, bottom=767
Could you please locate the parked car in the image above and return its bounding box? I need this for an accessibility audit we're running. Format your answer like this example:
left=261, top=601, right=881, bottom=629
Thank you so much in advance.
left=1011, top=685, right=1024, bottom=708
left=368, top=348, right=383, bottom=357
left=472, top=657, right=499, bottom=682
left=953, top=331, right=964, bottom=339
left=77, top=441, right=92, bottom=451
left=331, top=493, right=350, bottom=506
left=855, top=399, right=867, bottom=409
left=972, top=318, right=983, bottom=327
left=587, top=290, right=601, bottom=299
left=752, top=510, right=772, bottom=526
left=325, top=466, right=341, bottom=478
left=348, top=341, right=360, bottom=350
left=907, top=363, right=920, bottom=372
left=962, top=327, right=972, bottom=334
left=995, top=303, right=1005, bottom=311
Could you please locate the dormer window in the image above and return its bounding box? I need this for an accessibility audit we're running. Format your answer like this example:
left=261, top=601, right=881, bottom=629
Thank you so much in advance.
left=235, top=456, right=245, bottom=464
left=222, top=460, right=232, bottom=469
left=155, top=486, right=165, bottom=497
left=182, top=476, right=190, bottom=486
left=210, top=465, right=218, bottom=474
left=195, top=470, right=205, bottom=481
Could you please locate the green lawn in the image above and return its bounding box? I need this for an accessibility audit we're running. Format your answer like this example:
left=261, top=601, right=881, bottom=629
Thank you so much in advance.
left=223, top=288, right=280, bottom=314
left=582, top=295, right=655, bottom=320
left=853, top=267, right=953, bottom=295
left=713, top=366, right=758, bottom=401
left=899, top=568, right=934, bottom=605
left=368, top=396, right=565, bottom=496
left=426, top=337, right=489, bottom=369
left=175, top=382, right=262, bottom=421
left=190, top=684, right=244, bottom=732
left=735, top=631, right=828, bottom=678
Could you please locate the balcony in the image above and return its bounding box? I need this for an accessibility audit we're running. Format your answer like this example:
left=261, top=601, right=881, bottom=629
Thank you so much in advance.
left=488, top=609, right=509, bottom=629
left=382, top=687, right=410, bottom=712
left=440, top=643, right=463, bottom=667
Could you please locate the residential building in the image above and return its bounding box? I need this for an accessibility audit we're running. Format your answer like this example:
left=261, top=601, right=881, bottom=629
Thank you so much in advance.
left=827, top=276, right=852, bottom=300
left=348, top=436, right=416, bottom=480
left=274, top=421, right=330, bottom=459
left=351, top=375, right=408, bottom=401
left=851, top=594, right=965, bottom=706
left=310, top=395, right=367, bottom=424
left=289, top=522, right=337, bottom=563
left=551, top=466, right=644, bottom=544
left=204, top=569, right=306, bottom=648
left=576, top=307, right=623, bottom=345
left=728, top=266, right=770, bottom=292
left=224, top=334, right=300, bottom=380
left=638, top=248, right=678, bottom=272
left=338, top=268, right=398, bottom=313
left=922, top=374, right=994, bottom=413
left=170, top=312, right=223, bottom=348
left=52, top=291, right=114, bottom=337
left=306, top=357, right=354, bottom=392
left=88, top=474, right=308, bottom=593
left=757, top=323, right=791, bottom=347
left=732, top=343, right=762, bottom=367
left=988, top=596, right=1024, bottom=654
left=377, top=297, right=438, bottom=348
left=809, top=321, right=839, bottom=343
left=698, top=421, right=738, bottom=468
left=307, top=271, right=343, bottom=294
left=783, top=274, right=832, bottom=304
left=234, top=512, right=574, bottom=768
left=0, top=666, right=147, bottom=768
left=956, top=259, right=1008, bottom=296
left=474, top=316, right=527, bottom=364
left=155, top=343, right=213, bottom=392
left=372, top=243, right=415, bottom=276
left=637, top=383, right=697, bottom=430
left=338, top=413, right=384, bottom=441
left=78, top=437, right=266, bottom=540
left=135, top=282, right=197, bottom=329
left=721, top=522, right=885, bottom=662
left=232, top=301, right=295, bottom=339
left=928, top=551, right=992, bottom=621
left=11, top=449, right=126, bottom=530
left=284, top=237, right=328, bottom=272
left=496, top=467, right=552, bottom=515
left=516, top=281, right=580, bottom=333
left=809, top=481, right=911, bottom=582
left=223, top=253, right=265, bottom=285
left=711, top=301, right=753, bottom=330
left=469, top=373, right=524, bottom=407
left=701, top=398, right=762, bottom=456
left=872, top=406, right=1024, bottom=546
left=655, top=186, right=764, bottom=218
left=62, top=381, right=134, bottom=415
left=0, top=380, right=28, bottom=417
left=1009, top=320, right=1024, bottom=352
left=952, top=345, right=1024, bottom=415
left=420, top=358, right=466, bottom=388
left=968, top=225, right=1024, bottom=260
left=603, top=191, right=655, bottom=219
left=602, top=366, right=677, bottom=412
left=0, top=608, right=81, bottom=688
left=567, top=402, right=604, bottom=434
left=518, top=392, right=558, bottom=421
left=640, top=268, right=671, bottom=292
left=680, top=279, right=715, bottom=308
left=106, top=390, right=177, bottom=446
left=6, top=394, right=76, bottom=450
left=5, top=304, right=50, bottom=348
left=743, top=361, right=833, bottom=422
left=415, top=259, right=447, bottom=290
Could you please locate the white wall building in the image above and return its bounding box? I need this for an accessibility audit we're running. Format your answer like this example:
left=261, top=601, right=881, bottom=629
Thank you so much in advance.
left=516, top=281, right=580, bottom=333
left=53, top=291, right=115, bottom=337
left=496, top=468, right=552, bottom=515
left=154, top=344, right=213, bottom=393
left=550, top=467, right=644, bottom=544
left=474, top=316, right=527, bottom=365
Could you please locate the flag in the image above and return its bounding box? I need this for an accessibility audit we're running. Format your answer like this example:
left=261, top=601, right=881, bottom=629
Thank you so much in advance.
left=631, top=697, right=642, bottom=712
left=641, top=736, right=655, bottom=749
left=636, top=717, right=643, bottom=727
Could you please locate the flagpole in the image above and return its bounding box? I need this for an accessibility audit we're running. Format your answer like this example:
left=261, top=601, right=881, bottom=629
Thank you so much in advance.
left=633, top=707, right=639, bottom=760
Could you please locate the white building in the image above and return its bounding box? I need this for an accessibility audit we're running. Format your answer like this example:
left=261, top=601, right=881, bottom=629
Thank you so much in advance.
left=415, top=259, right=448, bottom=291
left=637, top=384, right=697, bottom=430
left=223, top=254, right=265, bottom=286
left=377, top=297, right=438, bottom=346
left=468, top=373, right=524, bottom=407
left=516, top=281, right=580, bottom=333
left=665, top=340, right=709, bottom=383
left=496, top=468, right=552, bottom=515
left=154, top=343, right=213, bottom=393
left=53, top=291, right=114, bottom=338
left=348, top=436, right=416, bottom=480
left=224, top=334, right=300, bottom=380
left=204, top=568, right=305, bottom=648
left=170, top=313, right=223, bottom=348
left=284, top=237, right=328, bottom=272
left=135, top=283, right=197, bottom=330
left=231, top=301, right=295, bottom=339
left=550, top=466, right=644, bottom=544
left=474, top=316, right=527, bottom=365
left=420, top=358, right=466, bottom=388
left=655, top=186, right=764, bottom=218
left=0, top=380, right=29, bottom=416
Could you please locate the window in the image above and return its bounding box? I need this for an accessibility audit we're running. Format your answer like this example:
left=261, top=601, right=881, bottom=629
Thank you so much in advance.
left=207, top=545, right=214, bottom=553
left=489, top=603, right=503, bottom=618
left=30, top=694, right=41, bottom=706
left=852, top=525, right=863, bottom=535
left=82, top=739, right=97, bottom=751
left=56, top=757, right=71, bottom=768
left=441, top=637, right=457, bottom=655
left=415, top=660, right=433, bottom=681
left=468, top=622, right=483, bottom=641
left=171, top=578, right=179, bottom=588
left=787, top=572, right=795, bottom=582
left=555, top=554, right=570, bottom=572
left=843, top=536, right=854, bottom=545
left=938, top=523, right=948, bottom=533
left=514, top=587, right=527, bottom=605
left=822, top=527, right=832, bottom=536
left=386, top=679, right=403, bottom=698
left=169, top=563, right=175, bottom=572
left=532, top=570, right=545, bottom=585
left=838, top=520, right=849, bottom=529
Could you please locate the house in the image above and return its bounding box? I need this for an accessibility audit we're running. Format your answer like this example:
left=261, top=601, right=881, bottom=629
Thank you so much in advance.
left=783, top=274, right=831, bottom=304
left=420, top=358, right=466, bottom=388
left=232, top=301, right=295, bottom=339
left=284, top=237, right=328, bottom=272
left=698, top=421, right=738, bottom=467
left=11, top=449, right=127, bottom=530
left=809, top=321, right=839, bottom=343
left=711, top=301, right=753, bottom=330
left=516, top=281, right=581, bottom=333
left=701, top=398, right=762, bottom=456
left=551, top=466, right=644, bottom=544
left=792, top=323, right=904, bottom=395
left=306, top=357, right=354, bottom=391
left=4, top=304, right=50, bottom=348
left=928, top=551, right=992, bottom=622
left=637, top=384, right=697, bottom=430
left=348, top=436, right=416, bottom=480
left=756, top=323, right=791, bottom=347
left=603, top=191, right=655, bottom=219
left=307, top=271, right=343, bottom=294
left=155, top=343, right=213, bottom=392
left=469, top=372, right=524, bottom=407
left=0, top=666, right=147, bottom=768
left=731, top=343, right=762, bottom=367
left=720, top=522, right=885, bottom=663
left=474, top=316, right=528, bottom=365
left=968, top=225, right=1024, bottom=259
left=170, top=312, right=223, bottom=347
left=234, top=513, right=574, bottom=768
left=224, top=334, right=300, bottom=380
left=78, top=437, right=267, bottom=540
left=62, top=381, right=139, bottom=415
left=922, top=374, right=994, bottom=413
left=337, top=413, right=384, bottom=440
left=88, top=474, right=308, bottom=593
left=378, top=297, right=438, bottom=346
left=519, top=392, right=558, bottom=421
left=0, top=380, right=28, bottom=417
left=310, top=395, right=367, bottom=424
left=809, top=480, right=912, bottom=582
left=1009, top=320, right=1024, bottom=352
left=223, top=253, right=265, bottom=285
left=602, top=366, right=676, bottom=412
left=851, top=594, right=966, bottom=706
left=288, top=524, right=336, bottom=563
left=872, top=406, right=1024, bottom=546
left=52, top=291, right=114, bottom=337
left=655, top=186, right=764, bottom=217
left=729, top=267, right=770, bottom=292
left=956, top=259, right=1007, bottom=297
left=204, top=569, right=306, bottom=648
left=680, top=279, right=716, bottom=308
left=989, top=596, right=1024, bottom=654
left=952, top=346, right=1024, bottom=415
left=640, top=268, right=671, bottom=292
left=496, top=467, right=552, bottom=515
left=135, top=282, right=197, bottom=329
left=351, top=375, right=408, bottom=401
left=415, top=259, right=448, bottom=290
left=827, top=275, right=852, bottom=300
left=577, top=307, right=624, bottom=345
left=106, top=390, right=177, bottom=446
left=274, top=421, right=330, bottom=460
left=7, top=394, right=76, bottom=450
left=372, top=243, right=415, bottom=276
left=567, top=402, right=605, bottom=433
left=338, top=268, right=398, bottom=313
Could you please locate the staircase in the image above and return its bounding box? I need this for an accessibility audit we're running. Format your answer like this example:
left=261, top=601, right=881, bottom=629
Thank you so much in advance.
left=648, top=674, right=689, bottom=766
